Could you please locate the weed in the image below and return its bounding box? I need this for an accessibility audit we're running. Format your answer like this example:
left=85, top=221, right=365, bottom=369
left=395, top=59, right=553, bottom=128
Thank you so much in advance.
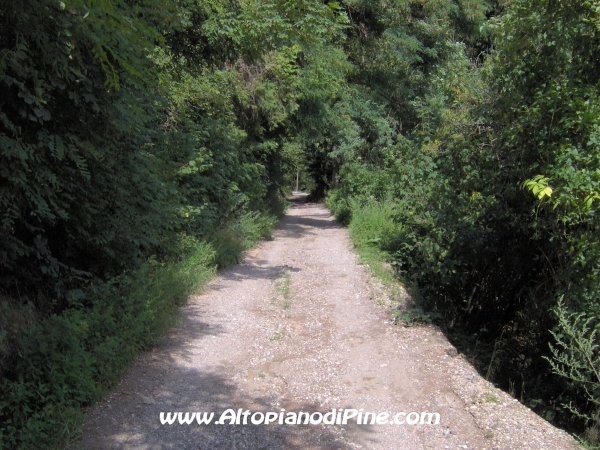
left=272, top=272, right=291, bottom=311
left=584, top=424, right=600, bottom=447
left=393, top=308, right=442, bottom=326
left=270, top=332, right=285, bottom=341
left=473, top=392, right=499, bottom=405
left=485, top=330, right=506, bottom=382
left=484, top=392, right=499, bottom=403
left=274, top=272, right=291, bottom=299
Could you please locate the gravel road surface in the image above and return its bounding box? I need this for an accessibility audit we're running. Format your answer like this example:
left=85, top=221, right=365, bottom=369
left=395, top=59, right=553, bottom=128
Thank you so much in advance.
left=77, top=194, right=580, bottom=449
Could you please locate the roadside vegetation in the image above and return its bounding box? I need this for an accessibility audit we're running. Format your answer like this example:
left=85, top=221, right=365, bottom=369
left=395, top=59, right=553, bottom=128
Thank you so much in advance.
left=322, top=1, right=600, bottom=446
left=2, top=0, right=600, bottom=447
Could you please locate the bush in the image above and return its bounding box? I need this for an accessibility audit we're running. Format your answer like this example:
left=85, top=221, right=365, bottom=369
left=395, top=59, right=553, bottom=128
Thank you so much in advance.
left=0, top=238, right=215, bottom=449
left=545, top=301, right=600, bottom=445
left=211, top=211, right=278, bottom=268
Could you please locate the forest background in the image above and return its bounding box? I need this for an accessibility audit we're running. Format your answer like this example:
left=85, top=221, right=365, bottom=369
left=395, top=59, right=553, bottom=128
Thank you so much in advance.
left=2, top=0, right=600, bottom=448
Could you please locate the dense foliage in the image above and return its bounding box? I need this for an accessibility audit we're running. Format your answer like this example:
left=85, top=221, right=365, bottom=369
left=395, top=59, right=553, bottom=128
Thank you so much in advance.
left=2, top=0, right=600, bottom=447
left=0, top=0, right=344, bottom=447
left=322, top=0, right=600, bottom=445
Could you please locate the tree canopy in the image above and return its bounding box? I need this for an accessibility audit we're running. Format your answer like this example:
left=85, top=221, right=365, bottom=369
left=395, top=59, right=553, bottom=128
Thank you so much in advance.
left=2, top=0, right=600, bottom=447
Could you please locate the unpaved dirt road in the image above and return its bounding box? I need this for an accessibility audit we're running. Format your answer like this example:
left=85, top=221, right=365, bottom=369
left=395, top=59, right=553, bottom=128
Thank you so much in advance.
left=78, top=194, right=579, bottom=449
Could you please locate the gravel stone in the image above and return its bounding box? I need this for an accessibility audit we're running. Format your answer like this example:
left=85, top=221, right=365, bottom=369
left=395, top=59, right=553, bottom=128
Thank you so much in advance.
left=75, top=194, right=580, bottom=450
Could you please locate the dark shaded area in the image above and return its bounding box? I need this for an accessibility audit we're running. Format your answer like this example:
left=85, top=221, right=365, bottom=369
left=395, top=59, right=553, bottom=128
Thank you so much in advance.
left=220, top=264, right=302, bottom=283
left=74, top=365, right=374, bottom=450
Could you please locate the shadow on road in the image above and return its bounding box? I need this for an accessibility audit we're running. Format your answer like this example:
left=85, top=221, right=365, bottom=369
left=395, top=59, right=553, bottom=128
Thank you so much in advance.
left=74, top=193, right=376, bottom=450
left=76, top=336, right=375, bottom=449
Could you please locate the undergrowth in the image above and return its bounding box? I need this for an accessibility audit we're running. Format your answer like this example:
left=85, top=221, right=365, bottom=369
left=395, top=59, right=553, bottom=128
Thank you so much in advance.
left=0, top=211, right=279, bottom=450
left=326, top=191, right=600, bottom=445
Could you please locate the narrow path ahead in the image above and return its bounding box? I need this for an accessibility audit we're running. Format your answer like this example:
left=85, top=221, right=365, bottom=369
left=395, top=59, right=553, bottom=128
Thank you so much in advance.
left=79, top=194, right=578, bottom=449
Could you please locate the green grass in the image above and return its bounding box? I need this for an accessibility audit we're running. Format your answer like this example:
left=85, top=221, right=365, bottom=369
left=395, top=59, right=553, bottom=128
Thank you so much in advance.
left=273, top=272, right=292, bottom=311
left=473, top=392, right=499, bottom=405
left=270, top=331, right=285, bottom=341
left=274, top=272, right=291, bottom=299
left=270, top=272, right=292, bottom=311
